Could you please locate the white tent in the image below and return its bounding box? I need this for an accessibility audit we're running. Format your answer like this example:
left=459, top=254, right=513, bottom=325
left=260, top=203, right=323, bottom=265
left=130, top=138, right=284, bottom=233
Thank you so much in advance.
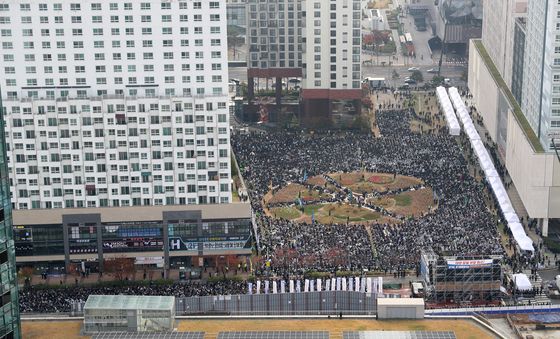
left=447, top=87, right=534, bottom=252
left=436, top=86, right=461, bottom=135
left=513, top=273, right=533, bottom=291
left=504, top=212, right=520, bottom=224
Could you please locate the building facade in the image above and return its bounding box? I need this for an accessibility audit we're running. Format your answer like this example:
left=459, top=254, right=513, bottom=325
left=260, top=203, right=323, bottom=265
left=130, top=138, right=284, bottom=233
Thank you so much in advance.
left=246, top=0, right=361, bottom=116
left=468, top=0, right=560, bottom=236
left=521, top=0, right=560, bottom=151
left=0, top=0, right=232, bottom=209
left=226, top=0, right=247, bottom=27
left=246, top=0, right=303, bottom=103
left=13, top=203, right=252, bottom=274
left=0, top=92, right=21, bottom=338
left=301, top=0, right=362, bottom=114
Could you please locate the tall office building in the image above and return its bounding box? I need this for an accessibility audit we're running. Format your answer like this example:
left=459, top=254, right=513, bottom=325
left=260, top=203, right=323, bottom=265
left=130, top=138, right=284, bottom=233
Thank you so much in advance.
left=0, top=92, right=20, bottom=338
left=0, top=0, right=232, bottom=209
left=521, top=0, right=560, bottom=151
left=300, top=0, right=362, bottom=115
left=468, top=0, right=559, bottom=236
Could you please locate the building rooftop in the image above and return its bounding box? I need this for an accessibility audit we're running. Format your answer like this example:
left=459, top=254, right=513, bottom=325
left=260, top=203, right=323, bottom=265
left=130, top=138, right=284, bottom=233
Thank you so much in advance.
left=377, top=298, right=425, bottom=306
left=13, top=203, right=252, bottom=225
left=84, top=295, right=175, bottom=311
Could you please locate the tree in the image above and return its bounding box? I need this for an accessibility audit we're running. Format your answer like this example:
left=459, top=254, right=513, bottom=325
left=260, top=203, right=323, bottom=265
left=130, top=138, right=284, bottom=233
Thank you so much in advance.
left=18, top=267, right=34, bottom=285
left=410, top=70, right=424, bottom=83
left=227, top=25, right=245, bottom=60
left=431, top=75, right=445, bottom=86
left=104, top=257, right=136, bottom=281
left=460, top=69, right=468, bottom=82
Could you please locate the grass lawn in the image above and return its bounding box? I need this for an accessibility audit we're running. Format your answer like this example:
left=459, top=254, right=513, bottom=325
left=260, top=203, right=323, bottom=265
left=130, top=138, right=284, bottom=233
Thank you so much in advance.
left=394, top=194, right=412, bottom=206
left=270, top=206, right=301, bottom=220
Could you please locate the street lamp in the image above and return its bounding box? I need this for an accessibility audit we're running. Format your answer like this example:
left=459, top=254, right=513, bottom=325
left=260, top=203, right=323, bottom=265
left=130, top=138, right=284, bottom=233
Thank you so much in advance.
left=437, top=18, right=448, bottom=77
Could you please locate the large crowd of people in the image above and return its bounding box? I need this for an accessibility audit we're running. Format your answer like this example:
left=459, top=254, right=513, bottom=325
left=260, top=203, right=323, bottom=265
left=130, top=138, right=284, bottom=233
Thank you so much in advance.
left=19, top=92, right=510, bottom=313
left=232, top=103, right=504, bottom=275
left=19, top=279, right=247, bottom=313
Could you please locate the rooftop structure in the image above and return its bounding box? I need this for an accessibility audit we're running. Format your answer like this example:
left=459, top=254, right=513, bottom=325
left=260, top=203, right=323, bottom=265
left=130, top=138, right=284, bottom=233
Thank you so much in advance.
left=84, top=295, right=175, bottom=333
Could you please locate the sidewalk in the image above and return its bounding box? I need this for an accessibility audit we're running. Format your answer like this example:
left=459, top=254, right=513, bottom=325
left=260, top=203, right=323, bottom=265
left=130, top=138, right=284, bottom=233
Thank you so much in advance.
left=27, top=267, right=253, bottom=287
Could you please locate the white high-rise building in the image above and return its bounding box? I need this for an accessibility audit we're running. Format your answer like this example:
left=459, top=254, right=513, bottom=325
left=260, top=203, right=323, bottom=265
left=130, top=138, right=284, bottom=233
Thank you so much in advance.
left=521, top=0, right=560, bottom=151
left=300, top=0, right=362, bottom=116
left=0, top=0, right=232, bottom=209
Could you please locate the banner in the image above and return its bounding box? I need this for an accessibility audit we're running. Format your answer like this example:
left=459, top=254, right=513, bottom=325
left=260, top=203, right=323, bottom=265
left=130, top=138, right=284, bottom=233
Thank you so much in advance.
left=281, top=280, right=286, bottom=294
left=248, top=282, right=253, bottom=295
left=378, top=277, right=383, bottom=294
left=336, top=277, right=341, bottom=291
left=366, top=277, right=372, bottom=294
left=317, top=279, right=322, bottom=292
left=325, top=279, right=331, bottom=291
left=447, top=259, right=493, bottom=269
left=304, top=279, right=309, bottom=292
left=256, top=280, right=261, bottom=294
left=289, top=280, right=295, bottom=293
left=360, top=277, right=366, bottom=293
left=264, top=280, right=269, bottom=294
left=272, top=280, right=277, bottom=294
left=355, top=277, right=360, bottom=292
left=331, top=278, right=336, bottom=291
left=342, top=277, right=347, bottom=291
left=296, top=280, right=301, bottom=293
left=310, top=280, right=315, bottom=292
left=349, top=277, right=354, bottom=292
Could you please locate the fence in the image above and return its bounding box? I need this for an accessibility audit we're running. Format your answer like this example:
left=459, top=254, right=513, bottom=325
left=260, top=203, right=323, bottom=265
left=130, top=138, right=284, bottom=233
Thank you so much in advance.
left=175, top=291, right=378, bottom=316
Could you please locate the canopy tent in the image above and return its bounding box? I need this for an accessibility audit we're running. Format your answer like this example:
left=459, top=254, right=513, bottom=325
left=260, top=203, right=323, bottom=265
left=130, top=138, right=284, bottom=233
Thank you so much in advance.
left=513, top=273, right=533, bottom=291
left=448, top=87, right=534, bottom=252
left=504, top=212, right=520, bottom=224
left=436, top=86, right=461, bottom=135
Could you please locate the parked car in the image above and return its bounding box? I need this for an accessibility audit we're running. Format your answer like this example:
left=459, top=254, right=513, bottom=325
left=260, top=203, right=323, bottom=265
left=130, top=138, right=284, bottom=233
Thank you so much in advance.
left=408, top=67, right=420, bottom=72
left=404, top=79, right=417, bottom=85
left=427, top=68, right=438, bottom=73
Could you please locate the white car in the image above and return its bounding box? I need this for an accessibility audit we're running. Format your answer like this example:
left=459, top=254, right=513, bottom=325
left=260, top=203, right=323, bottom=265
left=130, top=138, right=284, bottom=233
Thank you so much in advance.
left=427, top=68, right=438, bottom=73
left=408, top=67, right=420, bottom=72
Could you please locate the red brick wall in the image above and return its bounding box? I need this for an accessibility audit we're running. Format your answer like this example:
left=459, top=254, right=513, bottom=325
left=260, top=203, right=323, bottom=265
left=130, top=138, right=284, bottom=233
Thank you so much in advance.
left=301, top=89, right=362, bottom=100
left=247, top=68, right=303, bottom=78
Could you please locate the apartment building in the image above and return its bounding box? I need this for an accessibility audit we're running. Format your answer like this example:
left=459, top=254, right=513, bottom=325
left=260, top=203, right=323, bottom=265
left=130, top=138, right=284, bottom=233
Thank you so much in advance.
left=0, top=96, right=20, bottom=338
left=301, top=0, right=362, bottom=116
left=0, top=0, right=232, bottom=210
left=246, top=0, right=361, bottom=116
left=246, top=0, right=303, bottom=103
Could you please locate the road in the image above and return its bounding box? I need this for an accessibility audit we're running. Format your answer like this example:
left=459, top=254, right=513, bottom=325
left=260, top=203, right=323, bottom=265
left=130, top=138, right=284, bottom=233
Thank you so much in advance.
left=362, top=63, right=467, bottom=87
left=229, top=63, right=467, bottom=90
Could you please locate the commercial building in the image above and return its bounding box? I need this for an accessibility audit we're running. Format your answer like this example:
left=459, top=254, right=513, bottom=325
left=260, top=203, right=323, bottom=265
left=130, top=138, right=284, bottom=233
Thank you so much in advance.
left=84, top=295, right=175, bottom=333
left=434, top=0, right=483, bottom=50
left=468, top=0, right=560, bottom=236
left=13, top=203, right=252, bottom=275
left=0, top=0, right=232, bottom=210
left=246, top=0, right=361, bottom=117
left=0, top=93, right=21, bottom=338
left=420, top=249, right=502, bottom=304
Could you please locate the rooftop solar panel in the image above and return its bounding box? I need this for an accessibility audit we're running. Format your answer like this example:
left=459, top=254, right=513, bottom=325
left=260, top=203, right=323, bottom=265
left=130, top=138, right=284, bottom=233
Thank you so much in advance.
left=217, top=331, right=330, bottom=339
left=343, top=331, right=456, bottom=339
left=91, top=332, right=205, bottom=339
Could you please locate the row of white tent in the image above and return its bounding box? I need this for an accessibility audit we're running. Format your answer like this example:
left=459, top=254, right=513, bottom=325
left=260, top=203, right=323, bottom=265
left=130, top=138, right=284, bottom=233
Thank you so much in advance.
left=248, top=277, right=383, bottom=295
left=445, top=86, right=534, bottom=252
left=436, top=86, right=461, bottom=136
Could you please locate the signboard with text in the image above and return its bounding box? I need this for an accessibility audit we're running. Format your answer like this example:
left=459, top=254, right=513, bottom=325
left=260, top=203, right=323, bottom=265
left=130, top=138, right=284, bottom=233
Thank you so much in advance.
left=447, top=259, right=493, bottom=269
